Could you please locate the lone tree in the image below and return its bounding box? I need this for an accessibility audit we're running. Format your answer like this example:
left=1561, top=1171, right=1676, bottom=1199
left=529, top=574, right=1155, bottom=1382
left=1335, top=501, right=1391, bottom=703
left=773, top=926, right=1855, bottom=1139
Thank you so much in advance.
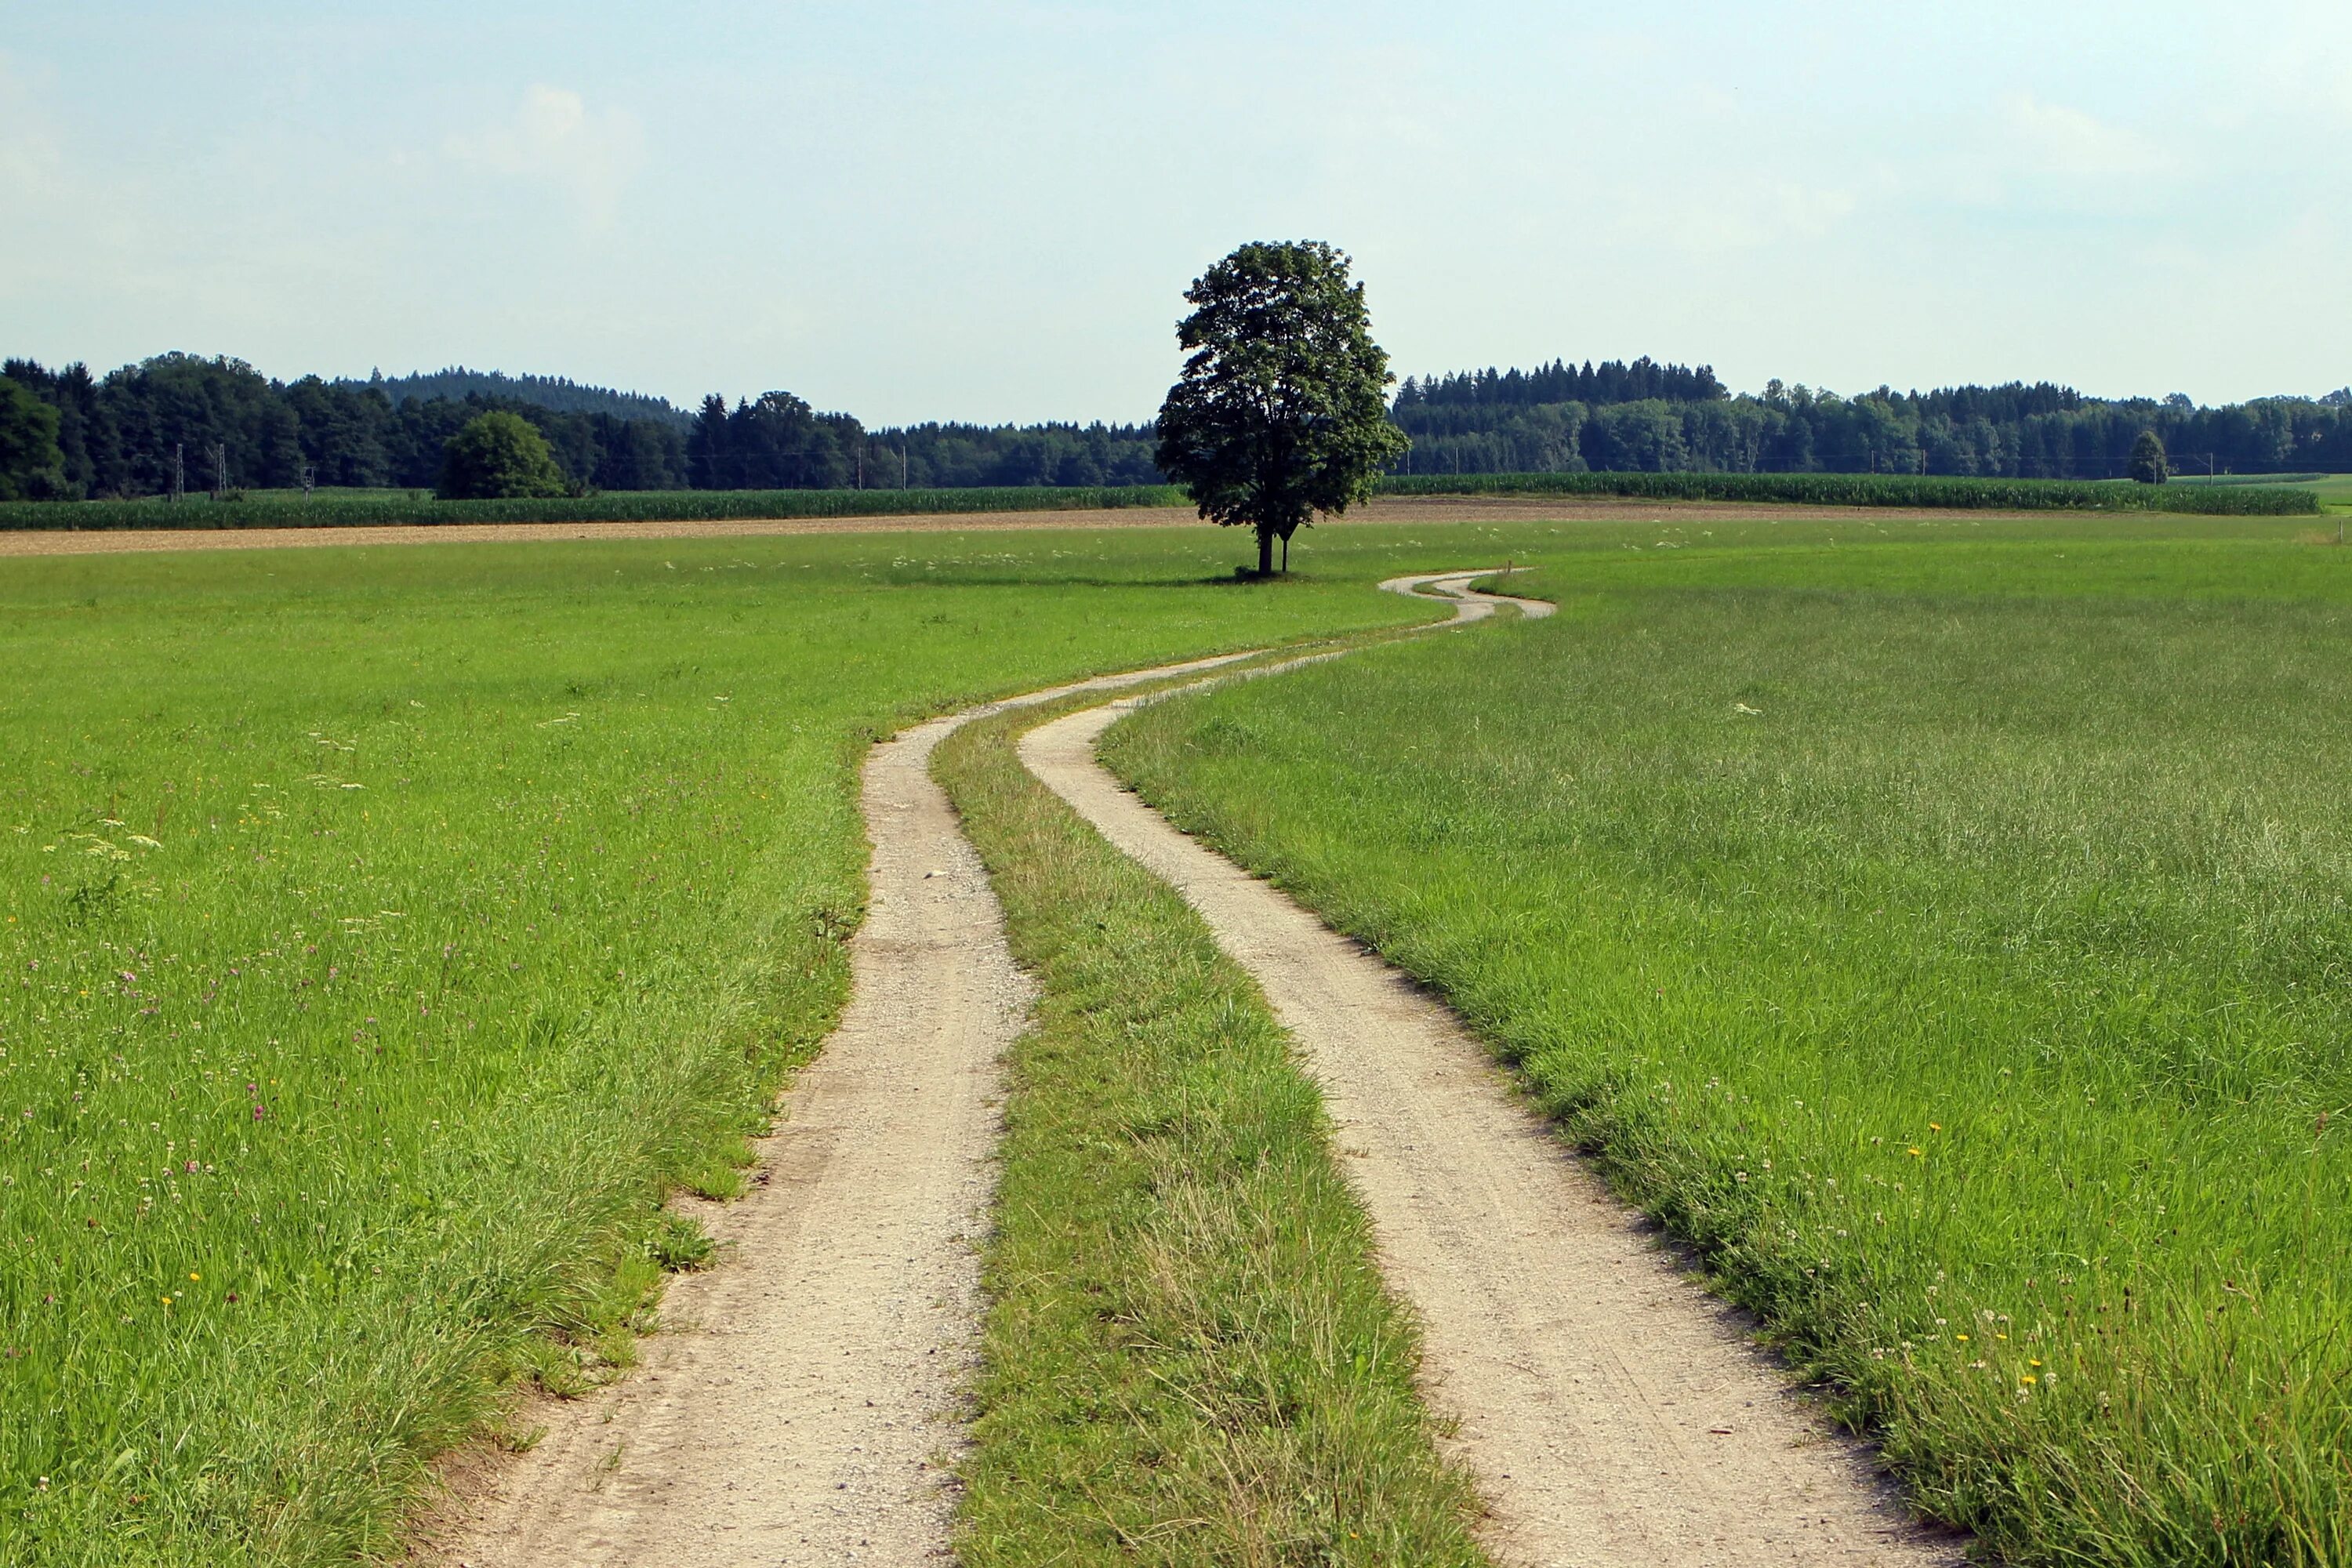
left=2129, top=428, right=2169, bottom=485
left=438, top=410, right=570, bottom=500
left=1155, top=241, right=1408, bottom=575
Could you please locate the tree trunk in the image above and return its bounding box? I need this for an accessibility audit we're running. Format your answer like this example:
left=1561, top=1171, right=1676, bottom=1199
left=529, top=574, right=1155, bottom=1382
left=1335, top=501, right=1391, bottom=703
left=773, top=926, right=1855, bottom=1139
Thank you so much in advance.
left=1257, top=525, right=1274, bottom=575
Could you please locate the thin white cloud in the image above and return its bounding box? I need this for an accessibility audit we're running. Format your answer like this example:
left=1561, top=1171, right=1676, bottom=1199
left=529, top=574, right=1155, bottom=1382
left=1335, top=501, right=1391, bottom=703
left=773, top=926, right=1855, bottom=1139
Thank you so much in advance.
left=445, top=85, right=644, bottom=227
left=2002, top=93, right=2176, bottom=179
left=0, top=55, right=64, bottom=202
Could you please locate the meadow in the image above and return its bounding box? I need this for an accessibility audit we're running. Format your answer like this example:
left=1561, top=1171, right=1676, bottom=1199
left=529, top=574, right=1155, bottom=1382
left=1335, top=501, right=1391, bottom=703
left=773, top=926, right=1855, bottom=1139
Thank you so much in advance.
left=1105, top=514, right=2352, bottom=1566
left=0, top=528, right=1451, bottom=1566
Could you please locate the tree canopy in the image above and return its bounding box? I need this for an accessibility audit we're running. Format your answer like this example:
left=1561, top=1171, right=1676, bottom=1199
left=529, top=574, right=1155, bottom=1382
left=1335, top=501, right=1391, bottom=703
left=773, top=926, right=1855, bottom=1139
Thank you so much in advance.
left=0, top=377, right=70, bottom=502
left=437, top=410, right=571, bottom=500
left=2129, top=429, right=2169, bottom=485
left=1155, top=241, right=1408, bottom=573
left=6, top=345, right=2350, bottom=503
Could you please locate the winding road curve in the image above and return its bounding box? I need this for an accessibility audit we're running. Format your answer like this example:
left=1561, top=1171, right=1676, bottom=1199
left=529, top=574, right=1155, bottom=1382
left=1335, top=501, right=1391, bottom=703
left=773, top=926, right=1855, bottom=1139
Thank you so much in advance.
left=1024, top=575, right=1963, bottom=1566
left=443, top=572, right=1960, bottom=1567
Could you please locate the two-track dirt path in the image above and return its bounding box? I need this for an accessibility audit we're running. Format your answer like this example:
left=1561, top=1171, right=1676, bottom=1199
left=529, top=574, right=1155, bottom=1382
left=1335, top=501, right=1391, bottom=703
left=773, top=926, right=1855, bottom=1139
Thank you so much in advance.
left=437, top=652, right=1258, bottom=1567
left=1018, top=573, right=1965, bottom=1567
left=443, top=571, right=1962, bottom=1567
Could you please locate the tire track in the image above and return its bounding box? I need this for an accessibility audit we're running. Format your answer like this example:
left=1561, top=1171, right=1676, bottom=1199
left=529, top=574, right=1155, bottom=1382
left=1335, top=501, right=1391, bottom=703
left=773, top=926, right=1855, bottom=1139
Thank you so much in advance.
left=437, top=652, right=1258, bottom=1567
left=440, top=571, right=1960, bottom=1566
left=1016, top=573, right=1967, bottom=1567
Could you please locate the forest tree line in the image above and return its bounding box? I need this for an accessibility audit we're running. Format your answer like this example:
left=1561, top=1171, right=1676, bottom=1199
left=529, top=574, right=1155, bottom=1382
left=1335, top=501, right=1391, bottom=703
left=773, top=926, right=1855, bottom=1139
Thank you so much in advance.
left=5, top=349, right=2350, bottom=502
left=0, top=353, right=1161, bottom=499
left=1, top=354, right=693, bottom=497
left=1392, top=359, right=2352, bottom=478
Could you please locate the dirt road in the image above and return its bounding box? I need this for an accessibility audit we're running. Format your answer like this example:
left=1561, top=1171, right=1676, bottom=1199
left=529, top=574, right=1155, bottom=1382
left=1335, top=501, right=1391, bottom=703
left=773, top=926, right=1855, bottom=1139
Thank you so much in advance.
left=440, top=572, right=1960, bottom=1566
left=434, top=652, right=1261, bottom=1567
left=1018, top=575, right=1965, bottom=1566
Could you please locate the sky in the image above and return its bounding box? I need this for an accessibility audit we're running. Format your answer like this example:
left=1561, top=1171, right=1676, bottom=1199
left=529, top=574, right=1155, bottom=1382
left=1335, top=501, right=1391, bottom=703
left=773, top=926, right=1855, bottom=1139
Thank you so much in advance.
left=5, top=2, right=2349, bottom=424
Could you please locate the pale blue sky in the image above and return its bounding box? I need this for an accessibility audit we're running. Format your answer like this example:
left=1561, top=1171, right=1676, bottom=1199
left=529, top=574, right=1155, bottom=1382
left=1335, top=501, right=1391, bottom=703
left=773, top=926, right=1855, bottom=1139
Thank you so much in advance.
left=5, top=2, right=2347, bottom=422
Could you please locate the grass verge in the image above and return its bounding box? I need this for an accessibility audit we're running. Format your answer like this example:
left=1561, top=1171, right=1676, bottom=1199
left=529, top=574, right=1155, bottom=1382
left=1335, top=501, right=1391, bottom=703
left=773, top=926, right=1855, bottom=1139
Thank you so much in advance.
left=1104, top=521, right=2352, bottom=1567
left=933, top=675, right=1490, bottom=1567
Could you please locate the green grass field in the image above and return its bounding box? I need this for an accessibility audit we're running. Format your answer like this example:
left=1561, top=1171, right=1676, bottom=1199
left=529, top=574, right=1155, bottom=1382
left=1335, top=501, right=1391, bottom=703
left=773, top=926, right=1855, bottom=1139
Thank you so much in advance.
left=0, top=528, right=1459, bottom=1566
left=1105, top=514, right=2352, bottom=1566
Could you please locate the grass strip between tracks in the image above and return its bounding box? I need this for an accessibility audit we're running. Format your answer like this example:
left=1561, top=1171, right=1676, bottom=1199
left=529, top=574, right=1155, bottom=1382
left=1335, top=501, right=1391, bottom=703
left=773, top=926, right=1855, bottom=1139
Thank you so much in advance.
left=934, top=664, right=1491, bottom=1568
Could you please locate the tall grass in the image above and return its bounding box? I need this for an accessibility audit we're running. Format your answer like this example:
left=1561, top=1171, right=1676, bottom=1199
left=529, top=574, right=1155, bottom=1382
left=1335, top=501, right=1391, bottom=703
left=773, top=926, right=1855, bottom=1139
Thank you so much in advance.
left=0, top=485, right=1189, bottom=534
left=1375, top=469, right=2321, bottom=514
left=0, top=529, right=1430, bottom=1566
left=1105, top=521, right=2352, bottom=1566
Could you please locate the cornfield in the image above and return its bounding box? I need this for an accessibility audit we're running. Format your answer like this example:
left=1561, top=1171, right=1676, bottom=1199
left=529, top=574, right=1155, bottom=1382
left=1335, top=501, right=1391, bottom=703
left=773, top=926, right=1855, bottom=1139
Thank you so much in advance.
left=1375, top=470, right=2321, bottom=514
left=0, top=485, right=1192, bottom=532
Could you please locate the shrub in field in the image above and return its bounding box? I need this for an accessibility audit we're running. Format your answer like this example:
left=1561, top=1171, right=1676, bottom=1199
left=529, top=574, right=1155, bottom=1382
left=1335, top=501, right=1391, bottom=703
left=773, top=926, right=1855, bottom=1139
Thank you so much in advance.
left=437, top=411, right=570, bottom=500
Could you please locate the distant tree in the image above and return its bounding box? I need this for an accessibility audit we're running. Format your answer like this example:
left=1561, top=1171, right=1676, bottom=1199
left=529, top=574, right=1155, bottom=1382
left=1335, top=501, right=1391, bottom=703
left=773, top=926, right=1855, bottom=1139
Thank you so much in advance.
left=0, top=377, right=72, bottom=500
left=2129, top=428, right=2169, bottom=485
left=688, top=394, right=732, bottom=488
left=1155, top=240, right=1408, bottom=574
left=284, top=376, right=395, bottom=487
left=437, top=410, right=569, bottom=499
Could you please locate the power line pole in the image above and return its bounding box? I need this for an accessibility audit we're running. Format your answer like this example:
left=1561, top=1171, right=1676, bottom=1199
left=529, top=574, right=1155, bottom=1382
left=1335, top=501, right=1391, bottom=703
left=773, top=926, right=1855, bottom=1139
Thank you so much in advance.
left=170, top=444, right=185, bottom=503
left=212, top=442, right=227, bottom=502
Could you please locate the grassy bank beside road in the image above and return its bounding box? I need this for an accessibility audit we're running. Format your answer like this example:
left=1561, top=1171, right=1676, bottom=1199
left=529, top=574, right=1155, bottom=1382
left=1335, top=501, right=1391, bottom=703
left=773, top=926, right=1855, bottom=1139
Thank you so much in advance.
left=1105, top=517, right=2352, bottom=1566
left=935, top=670, right=1489, bottom=1568
left=0, top=527, right=1432, bottom=1566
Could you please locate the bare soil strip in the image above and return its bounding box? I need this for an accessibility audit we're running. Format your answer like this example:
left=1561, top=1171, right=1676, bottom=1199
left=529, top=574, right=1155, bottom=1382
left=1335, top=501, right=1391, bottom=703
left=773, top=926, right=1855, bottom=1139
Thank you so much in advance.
left=434, top=652, right=1258, bottom=1568
left=1018, top=575, right=1967, bottom=1567
left=2, top=493, right=2055, bottom=557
